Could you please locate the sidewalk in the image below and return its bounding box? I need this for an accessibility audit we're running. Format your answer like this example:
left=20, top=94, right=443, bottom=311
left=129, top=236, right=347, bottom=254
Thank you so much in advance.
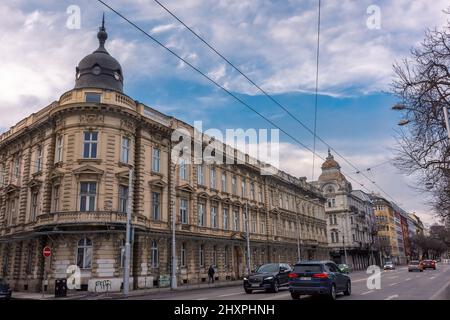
left=11, top=279, right=243, bottom=300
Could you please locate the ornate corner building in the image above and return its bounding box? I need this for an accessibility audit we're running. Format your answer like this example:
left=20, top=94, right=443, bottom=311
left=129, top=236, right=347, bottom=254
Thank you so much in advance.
left=0, top=20, right=329, bottom=293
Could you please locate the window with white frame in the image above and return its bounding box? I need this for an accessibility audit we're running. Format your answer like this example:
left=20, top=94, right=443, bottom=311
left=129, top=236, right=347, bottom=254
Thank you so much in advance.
left=221, top=172, right=227, bottom=192
left=210, top=168, right=216, bottom=189
left=79, top=182, right=96, bottom=211
left=35, top=146, right=43, bottom=173
left=121, top=137, right=130, bottom=163
left=52, top=185, right=60, bottom=212
left=152, top=148, right=160, bottom=172
left=119, top=185, right=128, bottom=213
left=55, top=135, right=63, bottom=163
left=83, top=131, right=98, bottom=158
left=233, top=209, right=239, bottom=231
left=232, top=176, right=237, bottom=195
left=180, top=159, right=188, bottom=180
left=180, top=198, right=188, bottom=224
left=211, top=205, right=217, bottom=228
left=241, top=178, right=246, bottom=197
left=252, top=214, right=257, bottom=233
left=197, top=165, right=204, bottom=185
left=260, top=220, right=266, bottom=234
left=152, top=192, right=160, bottom=220
left=151, top=240, right=158, bottom=268
left=77, top=238, right=92, bottom=269
left=198, top=203, right=205, bottom=226
left=223, top=208, right=229, bottom=230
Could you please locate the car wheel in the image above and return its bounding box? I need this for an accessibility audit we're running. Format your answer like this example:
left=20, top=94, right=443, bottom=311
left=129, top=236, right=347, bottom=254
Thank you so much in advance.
left=329, top=284, right=336, bottom=300
left=272, top=281, right=279, bottom=293
left=291, top=293, right=301, bottom=300
left=344, top=281, right=351, bottom=296
left=420, top=269, right=423, bottom=272
left=244, top=289, right=253, bottom=294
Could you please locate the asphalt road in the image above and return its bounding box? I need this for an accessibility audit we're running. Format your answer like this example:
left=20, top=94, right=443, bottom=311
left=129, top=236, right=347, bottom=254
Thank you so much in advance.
left=129, top=263, right=450, bottom=300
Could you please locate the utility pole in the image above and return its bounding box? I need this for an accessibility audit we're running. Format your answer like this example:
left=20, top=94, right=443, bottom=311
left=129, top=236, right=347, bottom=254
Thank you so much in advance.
left=171, top=161, right=177, bottom=290
left=296, top=215, right=301, bottom=262
left=245, top=201, right=251, bottom=275
left=123, top=167, right=133, bottom=295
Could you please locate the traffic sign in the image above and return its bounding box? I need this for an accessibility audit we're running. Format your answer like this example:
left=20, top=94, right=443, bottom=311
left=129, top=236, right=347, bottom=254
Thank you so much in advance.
left=43, top=246, right=51, bottom=258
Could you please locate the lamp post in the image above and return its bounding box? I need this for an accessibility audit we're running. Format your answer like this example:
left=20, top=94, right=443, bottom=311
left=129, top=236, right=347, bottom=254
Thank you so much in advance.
left=123, top=167, right=133, bottom=295
left=245, top=201, right=251, bottom=275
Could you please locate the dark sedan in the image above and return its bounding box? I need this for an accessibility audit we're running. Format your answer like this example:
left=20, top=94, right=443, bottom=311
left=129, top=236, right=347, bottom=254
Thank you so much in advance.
left=243, top=263, right=292, bottom=294
left=288, top=261, right=351, bottom=300
left=0, top=278, right=12, bottom=300
left=421, top=259, right=436, bottom=270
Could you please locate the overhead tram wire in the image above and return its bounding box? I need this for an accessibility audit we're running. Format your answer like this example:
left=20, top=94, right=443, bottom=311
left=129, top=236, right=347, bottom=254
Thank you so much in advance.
left=95, top=0, right=373, bottom=194
left=312, top=0, right=321, bottom=181
left=149, top=0, right=403, bottom=206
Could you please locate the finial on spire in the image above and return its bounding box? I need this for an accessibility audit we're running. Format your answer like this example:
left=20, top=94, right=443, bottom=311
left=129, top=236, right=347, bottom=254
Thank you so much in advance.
left=102, top=12, right=105, bottom=29
left=327, top=148, right=331, bottom=157
left=96, top=13, right=108, bottom=53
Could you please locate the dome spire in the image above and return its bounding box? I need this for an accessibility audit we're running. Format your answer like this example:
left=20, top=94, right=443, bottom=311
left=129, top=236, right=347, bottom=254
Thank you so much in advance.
left=95, top=13, right=108, bottom=54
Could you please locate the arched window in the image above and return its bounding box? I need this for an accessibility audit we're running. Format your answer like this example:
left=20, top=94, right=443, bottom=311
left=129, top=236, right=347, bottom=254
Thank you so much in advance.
left=77, top=237, right=92, bottom=269
left=151, top=240, right=158, bottom=268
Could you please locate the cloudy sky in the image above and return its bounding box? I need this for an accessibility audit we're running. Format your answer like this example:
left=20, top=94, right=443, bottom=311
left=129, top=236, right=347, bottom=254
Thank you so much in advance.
left=1, top=0, right=450, bottom=226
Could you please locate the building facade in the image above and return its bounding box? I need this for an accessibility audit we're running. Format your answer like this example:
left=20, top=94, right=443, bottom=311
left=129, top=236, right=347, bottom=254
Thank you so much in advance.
left=313, top=151, right=377, bottom=270
left=0, top=20, right=328, bottom=293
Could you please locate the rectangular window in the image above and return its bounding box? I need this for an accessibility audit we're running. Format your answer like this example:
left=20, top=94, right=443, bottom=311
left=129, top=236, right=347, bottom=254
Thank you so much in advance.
left=241, top=178, right=246, bottom=197
left=260, top=221, right=266, bottom=234
left=79, top=182, right=97, bottom=211
left=221, top=172, right=227, bottom=192
left=13, top=157, right=20, bottom=178
left=151, top=240, right=158, bottom=268
left=0, top=165, right=4, bottom=187
left=121, top=137, right=130, bottom=163
left=52, top=185, right=60, bottom=212
left=119, top=185, right=128, bottom=213
left=83, top=131, right=98, bottom=159
left=223, top=208, right=229, bottom=230
left=85, top=92, right=101, bottom=103
left=210, top=168, right=216, bottom=189
left=35, top=146, right=43, bottom=173
left=55, top=135, right=63, bottom=163
left=197, top=165, right=204, bottom=185
left=252, top=215, right=257, bottom=233
left=198, top=203, right=205, bottom=226
left=232, top=176, right=237, bottom=195
left=211, top=206, right=217, bottom=228
left=180, top=198, right=188, bottom=224
left=250, top=182, right=255, bottom=200
left=152, top=192, right=160, bottom=220
left=180, top=159, right=187, bottom=180
left=181, top=243, right=186, bottom=267
left=152, top=148, right=160, bottom=172
left=199, top=245, right=204, bottom=267
left=30, top=192, right=38, bottom=221
left=233, top=210, right=239, bottom=231
left=258, top=187, right=263, bottom=203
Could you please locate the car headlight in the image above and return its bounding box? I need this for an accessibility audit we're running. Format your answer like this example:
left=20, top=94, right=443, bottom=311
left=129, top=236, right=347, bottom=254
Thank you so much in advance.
left=243, top=277, right=248, bottom=281
left=264, top=276, right=274, bottom=280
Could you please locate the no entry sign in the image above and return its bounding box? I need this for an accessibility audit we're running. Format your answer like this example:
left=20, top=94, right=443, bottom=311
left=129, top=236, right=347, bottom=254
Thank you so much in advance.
left=43, top=246, right=51, bottom=258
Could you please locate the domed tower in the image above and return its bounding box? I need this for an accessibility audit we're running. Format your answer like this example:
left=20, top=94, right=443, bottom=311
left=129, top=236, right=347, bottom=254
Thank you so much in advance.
left=318, top=149, right=352, bottom=192
left=74, top=15, right=124, bottom=92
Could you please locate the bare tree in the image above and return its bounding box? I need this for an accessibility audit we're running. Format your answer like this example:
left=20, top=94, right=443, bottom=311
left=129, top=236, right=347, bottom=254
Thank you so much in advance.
left=392, top=11, right=450, bottom=220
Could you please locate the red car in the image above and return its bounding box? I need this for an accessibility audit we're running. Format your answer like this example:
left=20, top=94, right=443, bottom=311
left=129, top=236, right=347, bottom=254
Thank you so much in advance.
left=421, top=259, right=436, bottom=270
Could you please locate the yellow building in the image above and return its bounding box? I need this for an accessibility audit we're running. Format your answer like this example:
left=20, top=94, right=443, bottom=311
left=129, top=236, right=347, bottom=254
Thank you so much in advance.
left=0, top=19, right=328, bottom=293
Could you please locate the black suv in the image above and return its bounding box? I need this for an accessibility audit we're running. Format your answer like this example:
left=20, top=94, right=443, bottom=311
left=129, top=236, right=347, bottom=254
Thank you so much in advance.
left=243, top=263, right=292, bottom=294
left=0, top=278, right=12, bottom=300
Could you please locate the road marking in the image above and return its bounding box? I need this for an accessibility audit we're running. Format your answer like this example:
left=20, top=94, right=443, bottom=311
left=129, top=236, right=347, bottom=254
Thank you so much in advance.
left=389, top=282, right=399, bottom=286
left=352, top=278, right=367, bottom=283
left=361, top=290, right=374, bottom=295
left=384, top=294, right=399, bottom=300
left=405, top=278, right=411, bottom=281
left=195, top=298, right=209, bottom=300
left=430, top=276, right=436, bottom=280
left=387, top=276, right=399, bottom=279
left=217, top=292, right=243, bottom=298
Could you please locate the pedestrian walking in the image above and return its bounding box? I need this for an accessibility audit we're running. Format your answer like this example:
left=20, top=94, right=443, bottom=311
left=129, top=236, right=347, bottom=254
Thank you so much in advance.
left=208, top=265, right=215, bottom=284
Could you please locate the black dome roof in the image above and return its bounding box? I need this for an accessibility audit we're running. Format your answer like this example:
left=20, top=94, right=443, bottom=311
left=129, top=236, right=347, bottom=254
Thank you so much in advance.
left=74, top=15, right=123, bottom=92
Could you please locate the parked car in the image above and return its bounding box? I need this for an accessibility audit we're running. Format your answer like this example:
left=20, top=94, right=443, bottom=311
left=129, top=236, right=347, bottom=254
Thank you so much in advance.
left=421, top=259, right=436, bottom=270
left=288, top=261, right=351, bottom=300
left=243, top=263, right=292, bottom=294
left=337, top=264, right=350, bottom=274
left=0, top=278, right=12, bottom=300
left=408, top=260, right=423, bottom=272
left=383, top=262, right=395, bottom=270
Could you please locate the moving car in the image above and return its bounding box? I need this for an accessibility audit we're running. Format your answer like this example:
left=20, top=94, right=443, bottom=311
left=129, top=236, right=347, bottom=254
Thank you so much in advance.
left=243, top=263, right=292, bottom=294
left=338, top=264, right=350, bottom=274
left=288, top=261, right=351, bottom=300
left=421, top=259, right=436, bottom=270
left=383, top=261, right=395, bottom=270
left=408, top=260, right=423, bottom=272
left=0, top=278, right=12, bottom=300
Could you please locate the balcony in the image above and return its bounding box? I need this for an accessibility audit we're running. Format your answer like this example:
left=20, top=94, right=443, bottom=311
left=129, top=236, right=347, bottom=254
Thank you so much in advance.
left=34, top=211, right=148, bottom=229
